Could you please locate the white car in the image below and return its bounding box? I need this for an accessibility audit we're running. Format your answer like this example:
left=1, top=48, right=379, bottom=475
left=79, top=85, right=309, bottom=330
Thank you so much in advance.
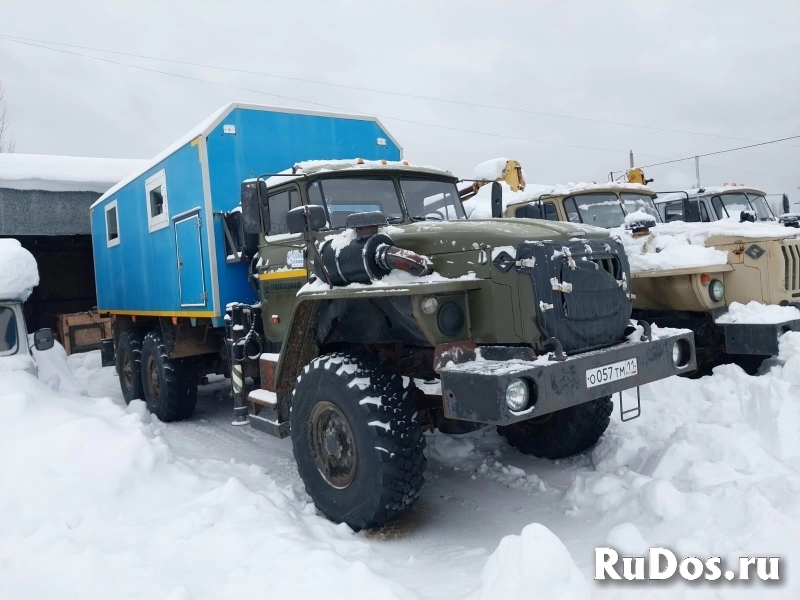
left=0, top=300, right=54, bottom=376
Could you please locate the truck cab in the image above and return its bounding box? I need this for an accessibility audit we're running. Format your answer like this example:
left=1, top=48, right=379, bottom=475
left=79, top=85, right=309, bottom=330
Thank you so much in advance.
left=228, top=158, right=696, bottom=530
left=655, top=186, right=775, bottom=223
left=0, top=300, right=55, bottom=375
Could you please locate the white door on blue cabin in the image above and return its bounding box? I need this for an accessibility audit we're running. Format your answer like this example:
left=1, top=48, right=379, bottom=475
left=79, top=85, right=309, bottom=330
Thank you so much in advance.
left=174, top=213, right=208, bottom=307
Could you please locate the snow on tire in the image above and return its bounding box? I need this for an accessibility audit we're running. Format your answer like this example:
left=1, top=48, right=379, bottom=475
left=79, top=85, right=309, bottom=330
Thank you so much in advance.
left=498, top=396, right=613, bottom=459
left=140, top=330, right=198, bottom=422
left=290, top=352, right=426, bottom=531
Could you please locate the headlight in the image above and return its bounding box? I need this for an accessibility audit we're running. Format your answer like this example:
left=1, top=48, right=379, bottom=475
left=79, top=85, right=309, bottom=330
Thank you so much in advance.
left=421, top=296, right=439, bottom=314
left=708, top=279, right=724, bottom=302
left=505, top=379, right=529, bottom=411
left=436, top=302, right=465, bottom=336
left=672, top=339, right=691, bottom=369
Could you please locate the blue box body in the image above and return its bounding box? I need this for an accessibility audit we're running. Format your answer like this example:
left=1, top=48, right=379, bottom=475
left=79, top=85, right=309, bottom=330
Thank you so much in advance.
left=90, top=104, right=402, bottom=327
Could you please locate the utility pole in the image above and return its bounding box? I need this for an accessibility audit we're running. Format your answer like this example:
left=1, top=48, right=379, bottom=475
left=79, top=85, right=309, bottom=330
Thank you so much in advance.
left=694, top=156, right=701, bottom=189
left=629, top=150, right=634, bottom=169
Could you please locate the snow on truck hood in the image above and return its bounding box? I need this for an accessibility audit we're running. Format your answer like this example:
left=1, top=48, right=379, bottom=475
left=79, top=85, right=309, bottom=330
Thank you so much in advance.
left=613, top=218, right=800, bottom=273
left=0, top=239, right=39, bottom=301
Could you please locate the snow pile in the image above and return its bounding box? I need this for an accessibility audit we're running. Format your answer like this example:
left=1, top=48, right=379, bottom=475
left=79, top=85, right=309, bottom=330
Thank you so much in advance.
left=0, top=153, right=147, bottom=193
left=477, top=524, right=589, bottom=600
left=617, top=218, right=800, bottom=273
left=472, top=157, right=512, bottom=181
left=0, top=238, right=39, bottom=301
left=0, top=371, right=421, bottom=600
left=31, top=338, right=86, bottom=394
left=566, top=332, right=800, bottom=580
left=716, top=301, right=800, bottom=324
left=623, top=209, right=655, bottom=226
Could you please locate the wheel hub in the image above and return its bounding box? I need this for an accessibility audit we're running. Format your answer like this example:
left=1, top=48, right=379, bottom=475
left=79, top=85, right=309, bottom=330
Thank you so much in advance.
left=310, top=401, right=357, bottom=489
left=146, top=355, right=160, bottom=399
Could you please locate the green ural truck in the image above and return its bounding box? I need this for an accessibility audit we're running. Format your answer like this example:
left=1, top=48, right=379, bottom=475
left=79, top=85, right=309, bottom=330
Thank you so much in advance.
left=472, top=169, right=800, bottom=372
left=227, top=160, right=696, bottom=529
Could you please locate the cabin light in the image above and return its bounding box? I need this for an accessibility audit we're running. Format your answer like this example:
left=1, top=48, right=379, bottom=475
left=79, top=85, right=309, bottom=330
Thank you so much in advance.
left=271, top=315, right=280, bottom=324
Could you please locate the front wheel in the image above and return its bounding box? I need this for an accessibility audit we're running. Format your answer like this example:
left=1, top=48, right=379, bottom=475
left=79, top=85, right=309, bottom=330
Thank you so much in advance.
left=116, top=329, right=144, bottom=403
left=498, top=397, right=613, bottom=459
left=290, top=353, right=426, bottom=531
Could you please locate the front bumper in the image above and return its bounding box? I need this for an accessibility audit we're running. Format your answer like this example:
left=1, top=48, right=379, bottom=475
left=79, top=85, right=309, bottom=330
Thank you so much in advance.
left=720, top=318, right=800, bottom=356
left=435, top=331, right=696, bottom=425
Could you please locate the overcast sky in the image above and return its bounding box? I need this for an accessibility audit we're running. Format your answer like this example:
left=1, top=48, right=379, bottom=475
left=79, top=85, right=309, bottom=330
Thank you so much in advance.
left=2, top=0, right=799, bottom=203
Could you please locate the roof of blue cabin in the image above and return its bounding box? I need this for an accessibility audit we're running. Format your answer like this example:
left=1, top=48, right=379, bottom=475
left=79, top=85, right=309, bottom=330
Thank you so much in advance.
left=90, top=102, right=403, bottom=210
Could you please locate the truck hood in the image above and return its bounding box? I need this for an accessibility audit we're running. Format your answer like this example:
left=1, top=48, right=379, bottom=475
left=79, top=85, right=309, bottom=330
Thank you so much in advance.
left=385, top=219, right=609, bottom=255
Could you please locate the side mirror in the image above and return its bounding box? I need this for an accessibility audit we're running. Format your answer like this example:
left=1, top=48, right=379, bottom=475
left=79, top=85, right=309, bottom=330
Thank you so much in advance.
left=490, top=181, right=503, bottom=219
left=740, top=209, right=756, bottom=223
left=33, top=328, right=54, bottom=352
left=783, top=194, right=790, bottom=215
left=240, top=180, right=269, bottom=234
left=287, top=205, right=327, bottom=234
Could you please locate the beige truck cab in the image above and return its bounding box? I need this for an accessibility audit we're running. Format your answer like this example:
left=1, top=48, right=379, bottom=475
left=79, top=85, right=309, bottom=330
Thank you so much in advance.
left=463, top=163, right=800, bottom=372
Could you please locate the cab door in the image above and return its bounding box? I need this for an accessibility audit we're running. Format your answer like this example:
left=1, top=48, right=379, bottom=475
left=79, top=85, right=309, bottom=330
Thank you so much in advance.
left=258, top=186, right=309, bottom=344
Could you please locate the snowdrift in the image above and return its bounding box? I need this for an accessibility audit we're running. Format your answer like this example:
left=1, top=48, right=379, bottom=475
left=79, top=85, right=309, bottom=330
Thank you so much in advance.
left=0, top=238, right=39, bottom=301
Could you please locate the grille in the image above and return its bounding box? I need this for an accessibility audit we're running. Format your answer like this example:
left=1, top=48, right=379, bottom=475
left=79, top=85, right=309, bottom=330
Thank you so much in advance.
left=592, top=257, right=621, bottom=279
left=781, top=242, right=800, bottom=293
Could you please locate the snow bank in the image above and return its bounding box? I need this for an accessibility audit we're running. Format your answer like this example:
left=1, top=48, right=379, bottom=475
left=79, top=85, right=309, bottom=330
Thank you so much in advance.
left=716, top=301, right=800, bottom=324
left=0, top=153, right=147, bottom=193
left=0, top=371, right=421, bottom=600
left=478, top=523, right=589, bottom=600
left=566, top=332, right=800, bottom=577
left=0, top=238, right=39, bottom=301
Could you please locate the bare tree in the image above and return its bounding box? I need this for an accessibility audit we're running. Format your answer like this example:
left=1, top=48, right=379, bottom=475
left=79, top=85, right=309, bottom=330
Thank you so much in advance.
left=0, top=83, right=15, bottom=153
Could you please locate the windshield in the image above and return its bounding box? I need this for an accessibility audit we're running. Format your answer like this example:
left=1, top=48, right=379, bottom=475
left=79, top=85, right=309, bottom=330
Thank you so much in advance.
left=565, top=193, right=626, bottom=228
left=621, top=193, right=661, bottom=222
left=308, top=178, right=403, bottom=228
left=747, top=194, right=774, bottom=221
left=399, top=178, right=465, bottom=221
left=0, top=307, right=19, bottom=356
left=712, top=193, right=751, bottom=221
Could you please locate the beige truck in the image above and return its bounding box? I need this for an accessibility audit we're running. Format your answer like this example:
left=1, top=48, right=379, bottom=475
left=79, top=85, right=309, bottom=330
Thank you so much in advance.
left=462, top=163, right=800, bottom=372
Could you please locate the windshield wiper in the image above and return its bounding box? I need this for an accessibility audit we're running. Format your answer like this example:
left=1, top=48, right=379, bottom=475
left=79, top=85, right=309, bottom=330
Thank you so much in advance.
left=387, top=216, right=404, bottom=224
left=409, top=215, right=444, bottom=222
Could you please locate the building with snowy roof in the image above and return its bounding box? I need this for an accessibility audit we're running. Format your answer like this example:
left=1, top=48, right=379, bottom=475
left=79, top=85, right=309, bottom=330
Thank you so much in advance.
left=0, top=153, right=146, bottom=332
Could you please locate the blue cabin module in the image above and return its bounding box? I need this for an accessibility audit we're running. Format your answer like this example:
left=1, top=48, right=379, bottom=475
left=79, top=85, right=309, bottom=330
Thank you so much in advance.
left=90, top=103, right=402, bottom=328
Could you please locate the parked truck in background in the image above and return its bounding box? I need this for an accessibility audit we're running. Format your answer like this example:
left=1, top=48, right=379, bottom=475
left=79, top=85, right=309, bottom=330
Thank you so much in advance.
left=467, top=162, right=800, bottom=373
left=90, top=107, right=696, bottom=530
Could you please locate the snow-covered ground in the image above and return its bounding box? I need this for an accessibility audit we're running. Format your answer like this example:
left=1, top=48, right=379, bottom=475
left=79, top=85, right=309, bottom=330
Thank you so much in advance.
left=1, top=338, right=798, bottom=599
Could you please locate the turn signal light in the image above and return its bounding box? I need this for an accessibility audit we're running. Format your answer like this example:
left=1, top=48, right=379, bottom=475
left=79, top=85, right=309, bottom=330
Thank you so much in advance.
left=700, top=273, right=711, bottom=284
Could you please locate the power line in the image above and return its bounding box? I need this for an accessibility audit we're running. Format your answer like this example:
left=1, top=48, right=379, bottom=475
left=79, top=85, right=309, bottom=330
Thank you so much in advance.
left=0, top=36, right=669, bottom=159
left=639, top=135, right=800, bottom=169
left=2, top=32, right=798, bottom=148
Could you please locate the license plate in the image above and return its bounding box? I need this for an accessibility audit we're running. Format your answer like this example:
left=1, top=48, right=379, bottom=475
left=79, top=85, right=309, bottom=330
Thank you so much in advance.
left=586, top=358, right=638, bottom=388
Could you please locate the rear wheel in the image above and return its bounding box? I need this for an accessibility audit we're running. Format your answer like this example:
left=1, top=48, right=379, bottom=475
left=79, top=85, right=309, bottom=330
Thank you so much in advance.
left=116, top=329, right=143, bottom=403
left=498, top=396, right=613, bottom=459
left=290, top=353, right=426, bottom=531
left=140, top=330, right=198, bottom=422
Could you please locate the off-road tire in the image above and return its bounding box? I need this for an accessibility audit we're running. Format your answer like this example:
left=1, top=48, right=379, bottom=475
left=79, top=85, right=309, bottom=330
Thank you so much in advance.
left=290, top=353, right=426, bottom=531
left=116, top=329, right=144, bottom=403
left=498, top=396, right=613, bottom=459
left=140, top=330, right=198, bottom=422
